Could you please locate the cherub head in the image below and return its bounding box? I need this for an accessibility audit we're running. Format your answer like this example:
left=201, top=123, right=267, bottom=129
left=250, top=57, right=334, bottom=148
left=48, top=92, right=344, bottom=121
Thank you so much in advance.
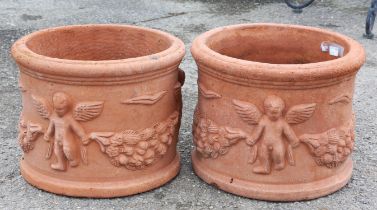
left=52, top=92, right=71, bottom=117
left=264, top=95, right=285, bottom=121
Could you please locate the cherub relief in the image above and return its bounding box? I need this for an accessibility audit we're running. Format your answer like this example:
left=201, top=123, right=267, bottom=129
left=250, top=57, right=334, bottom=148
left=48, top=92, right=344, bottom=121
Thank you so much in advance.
left=32, top=92, right=104, bottom=171
left=233, top=95, right=316, bottom=174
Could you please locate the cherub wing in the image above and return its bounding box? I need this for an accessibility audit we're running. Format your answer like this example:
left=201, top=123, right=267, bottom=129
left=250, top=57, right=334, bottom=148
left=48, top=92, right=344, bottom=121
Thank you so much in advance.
left=285, top=103, right=316, bottom=124
left=73, top=101, right=104, bottom=122
left=232, top=99, right=262, bottom=125
left=31, top=95, right=51, bottom=119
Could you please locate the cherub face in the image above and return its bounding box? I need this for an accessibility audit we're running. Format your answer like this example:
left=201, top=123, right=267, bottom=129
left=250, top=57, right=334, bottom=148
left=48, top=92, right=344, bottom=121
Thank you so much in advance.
left=264, top=95, right=285, bottom=121
left=52, top=92, right=70, bottom=117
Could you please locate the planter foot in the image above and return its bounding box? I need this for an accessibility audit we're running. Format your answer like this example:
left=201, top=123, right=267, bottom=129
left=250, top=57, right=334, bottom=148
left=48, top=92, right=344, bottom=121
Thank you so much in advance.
left=192, top=151, right=352, bottom=201
left=20, top=154, right=180, bottom=198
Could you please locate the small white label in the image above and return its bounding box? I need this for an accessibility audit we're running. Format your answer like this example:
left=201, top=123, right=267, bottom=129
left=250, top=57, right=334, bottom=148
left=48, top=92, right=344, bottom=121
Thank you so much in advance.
left=321, top=43, right=329, bottom=52
left=329, top=46, right=339, bottom=56
left=320, top=41, right=344, bottom=57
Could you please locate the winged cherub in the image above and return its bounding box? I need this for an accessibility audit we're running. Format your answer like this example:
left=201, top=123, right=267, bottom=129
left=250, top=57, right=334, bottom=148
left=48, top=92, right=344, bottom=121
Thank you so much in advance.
left=233, top=95, right=316, bottom=174
left=32, top=92, right=104, bottom=171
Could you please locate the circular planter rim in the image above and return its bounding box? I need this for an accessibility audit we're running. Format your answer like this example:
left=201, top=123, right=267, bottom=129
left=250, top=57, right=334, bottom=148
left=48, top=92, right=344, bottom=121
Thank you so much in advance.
left=191, top=23, right=365, bottom=82
left=11, top=24, right=185, bottom=78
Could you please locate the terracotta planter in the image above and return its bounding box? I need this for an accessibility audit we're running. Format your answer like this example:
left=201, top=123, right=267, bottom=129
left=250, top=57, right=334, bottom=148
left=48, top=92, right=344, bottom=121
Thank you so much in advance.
left=12, top=24, right=185, bottom=197
left=191, top=23, right=365, bottom=201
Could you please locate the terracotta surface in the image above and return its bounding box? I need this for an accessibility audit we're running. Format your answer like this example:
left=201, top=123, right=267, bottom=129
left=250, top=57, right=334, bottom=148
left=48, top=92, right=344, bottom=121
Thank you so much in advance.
left=191, top=23, right=365, bottom=201
left=11, top=24, right=185, bottom=197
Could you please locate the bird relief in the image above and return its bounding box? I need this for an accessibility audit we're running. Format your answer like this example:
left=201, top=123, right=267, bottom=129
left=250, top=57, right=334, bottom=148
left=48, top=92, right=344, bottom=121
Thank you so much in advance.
left=31, top=92, right=104, bottom=171
left=232, top=95, right=316, bottom=174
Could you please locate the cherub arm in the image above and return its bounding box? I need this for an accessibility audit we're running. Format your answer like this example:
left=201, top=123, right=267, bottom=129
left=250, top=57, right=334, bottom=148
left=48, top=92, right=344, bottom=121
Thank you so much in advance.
left=44, top=120, right=54, bottom=141
left=283, top=123, right=300, bottom=148
left=70, top=119, right=89, bottom=145
left=246, top=124, right=264, bottom=146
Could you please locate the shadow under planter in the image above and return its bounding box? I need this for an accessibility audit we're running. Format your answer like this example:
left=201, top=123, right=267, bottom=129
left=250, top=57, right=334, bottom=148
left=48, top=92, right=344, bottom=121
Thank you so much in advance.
left=191, top=23, right=365, bottom=201
left=12, top=24, right=185, bottom=197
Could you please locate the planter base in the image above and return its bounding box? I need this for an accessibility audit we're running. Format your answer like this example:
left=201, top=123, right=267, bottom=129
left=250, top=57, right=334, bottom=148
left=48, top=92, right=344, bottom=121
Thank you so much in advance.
left=192, top=151, right=353, bottom=201
left=20, top=154, right=180, bottom=198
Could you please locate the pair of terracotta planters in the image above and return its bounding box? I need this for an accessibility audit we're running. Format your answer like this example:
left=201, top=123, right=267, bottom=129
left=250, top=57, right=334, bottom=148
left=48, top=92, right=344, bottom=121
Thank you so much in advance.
left=12, top=23, right=365, bottom=201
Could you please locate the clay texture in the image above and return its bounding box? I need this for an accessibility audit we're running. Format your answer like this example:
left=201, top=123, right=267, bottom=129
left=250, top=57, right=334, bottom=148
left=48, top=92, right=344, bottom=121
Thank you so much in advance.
left=12, top=24, right=185, bottom=197
left=191, top=23, right=365, bottom=201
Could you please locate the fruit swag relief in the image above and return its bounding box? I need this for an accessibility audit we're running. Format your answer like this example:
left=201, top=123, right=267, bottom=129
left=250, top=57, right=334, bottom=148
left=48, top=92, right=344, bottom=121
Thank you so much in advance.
left=89, top=111, right=179, bottom=170
left=300, top=116, right=355, bottom=168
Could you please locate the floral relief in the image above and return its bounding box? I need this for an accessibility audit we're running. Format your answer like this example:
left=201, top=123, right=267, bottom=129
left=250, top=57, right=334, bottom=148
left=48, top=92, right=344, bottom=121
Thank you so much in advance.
left=90, top=111, right=179, bottom=170
left=18, top=119, right=43, bottom=153
left=193, top=107, right=250, bottom=159
left=300, top=117, right=355, bottom=168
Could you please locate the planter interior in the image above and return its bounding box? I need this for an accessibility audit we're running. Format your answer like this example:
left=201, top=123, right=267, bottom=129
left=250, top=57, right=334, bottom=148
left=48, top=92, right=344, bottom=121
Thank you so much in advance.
left=208, top=26, right=348, bottom=64
left=26, top=26, right=172, bottom=61
left=12, top=24, right=185, bottom=198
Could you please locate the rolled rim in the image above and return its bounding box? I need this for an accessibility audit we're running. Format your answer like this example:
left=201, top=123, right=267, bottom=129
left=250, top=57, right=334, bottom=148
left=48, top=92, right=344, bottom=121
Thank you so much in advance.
left=191, top=23, right=366, bottom=82
left=11, top=24, right=185, bottom=78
